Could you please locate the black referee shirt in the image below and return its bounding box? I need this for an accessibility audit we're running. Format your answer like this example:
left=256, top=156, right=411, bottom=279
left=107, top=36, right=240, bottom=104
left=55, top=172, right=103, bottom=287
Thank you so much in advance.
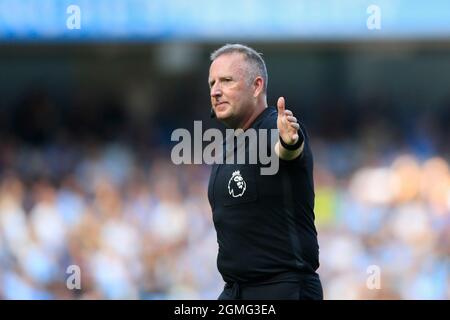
left=208, top=107, right=320, bottom=284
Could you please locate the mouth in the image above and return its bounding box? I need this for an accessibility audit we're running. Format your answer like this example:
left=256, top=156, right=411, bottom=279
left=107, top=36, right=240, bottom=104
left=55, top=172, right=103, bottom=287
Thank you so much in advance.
left=215, top=101, right=229, bottom=112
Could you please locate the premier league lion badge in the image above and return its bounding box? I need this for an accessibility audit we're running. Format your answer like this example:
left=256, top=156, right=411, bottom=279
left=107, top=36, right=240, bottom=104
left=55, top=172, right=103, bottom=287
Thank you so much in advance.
left=228, top=170, right=247, bottom=198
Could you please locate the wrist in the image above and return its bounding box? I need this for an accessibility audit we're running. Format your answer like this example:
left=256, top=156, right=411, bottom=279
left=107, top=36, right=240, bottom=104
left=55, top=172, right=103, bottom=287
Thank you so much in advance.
left=279, top=135, right=302, bottom=151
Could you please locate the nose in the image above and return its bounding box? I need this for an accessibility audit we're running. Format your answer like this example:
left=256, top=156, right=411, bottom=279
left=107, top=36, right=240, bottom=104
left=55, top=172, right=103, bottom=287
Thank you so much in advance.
left=210, top=83, right=222, bottom=99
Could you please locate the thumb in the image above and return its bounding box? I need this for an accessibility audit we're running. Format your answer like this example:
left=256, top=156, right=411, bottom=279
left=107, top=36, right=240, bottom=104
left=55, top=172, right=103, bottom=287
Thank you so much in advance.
left=277, top=97, right=285, bottom=115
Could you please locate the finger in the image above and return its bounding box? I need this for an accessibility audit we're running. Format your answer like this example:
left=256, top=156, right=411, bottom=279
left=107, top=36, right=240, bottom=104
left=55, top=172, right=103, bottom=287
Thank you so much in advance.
left=289, top=122, right=300, bottom=130
left=284, top=110, right=293, bottom=116
left=287, top=116, right=297, bottom=123
left=277, top=97, right=285, bottom=115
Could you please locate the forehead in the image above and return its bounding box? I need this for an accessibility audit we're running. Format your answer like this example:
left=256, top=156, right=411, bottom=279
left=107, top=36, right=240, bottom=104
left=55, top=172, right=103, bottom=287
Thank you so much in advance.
left=209, top=52, right=247, bottom=76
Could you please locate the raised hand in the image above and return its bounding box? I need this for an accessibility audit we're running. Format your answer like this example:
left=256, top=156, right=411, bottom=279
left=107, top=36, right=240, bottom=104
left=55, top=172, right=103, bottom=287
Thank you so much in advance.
left=277, top=97, right=300, bottom=145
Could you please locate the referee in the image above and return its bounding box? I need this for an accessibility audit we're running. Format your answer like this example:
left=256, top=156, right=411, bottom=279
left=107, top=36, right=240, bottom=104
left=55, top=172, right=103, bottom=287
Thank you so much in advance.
left=207, top=44, right=323, bottom=300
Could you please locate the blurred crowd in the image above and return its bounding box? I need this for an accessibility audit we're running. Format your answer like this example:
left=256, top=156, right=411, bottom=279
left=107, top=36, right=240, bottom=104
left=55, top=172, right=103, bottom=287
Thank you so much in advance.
left=0, top=138, right=223, bottom=299
left=0, top=137, right=448, bottom=300
left=313, top=144, right=449, bottom=299
left=0, top=90, right=449, bottom=300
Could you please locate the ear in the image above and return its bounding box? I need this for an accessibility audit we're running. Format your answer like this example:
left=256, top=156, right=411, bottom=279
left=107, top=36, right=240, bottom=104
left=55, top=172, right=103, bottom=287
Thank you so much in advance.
left=253, top=76, right=265, bottom=98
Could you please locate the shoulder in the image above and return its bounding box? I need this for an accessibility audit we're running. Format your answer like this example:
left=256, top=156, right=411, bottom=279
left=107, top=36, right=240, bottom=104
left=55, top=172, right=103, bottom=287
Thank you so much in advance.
left=256, top=107, right=277, bottom=130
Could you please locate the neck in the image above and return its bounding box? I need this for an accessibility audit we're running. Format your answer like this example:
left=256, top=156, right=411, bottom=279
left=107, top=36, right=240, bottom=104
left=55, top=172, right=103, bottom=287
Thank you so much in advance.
left=238, top=98, right=267, bottom=130
left=240, top=107, right=266, bottom=130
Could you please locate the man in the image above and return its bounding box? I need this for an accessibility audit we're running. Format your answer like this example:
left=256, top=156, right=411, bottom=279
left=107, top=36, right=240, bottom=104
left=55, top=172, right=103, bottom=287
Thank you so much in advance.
left=207, top=44, right=322, bottom=300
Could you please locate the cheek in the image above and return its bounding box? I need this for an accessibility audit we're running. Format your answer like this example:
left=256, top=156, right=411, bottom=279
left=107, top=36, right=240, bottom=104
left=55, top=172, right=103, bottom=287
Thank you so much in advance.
left=228, top=88, right=246, bottom=105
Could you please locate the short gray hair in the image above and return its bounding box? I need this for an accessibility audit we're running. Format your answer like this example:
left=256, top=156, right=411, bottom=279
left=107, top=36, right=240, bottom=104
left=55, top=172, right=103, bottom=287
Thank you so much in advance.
left=210, top=43, right=268, bottom=93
